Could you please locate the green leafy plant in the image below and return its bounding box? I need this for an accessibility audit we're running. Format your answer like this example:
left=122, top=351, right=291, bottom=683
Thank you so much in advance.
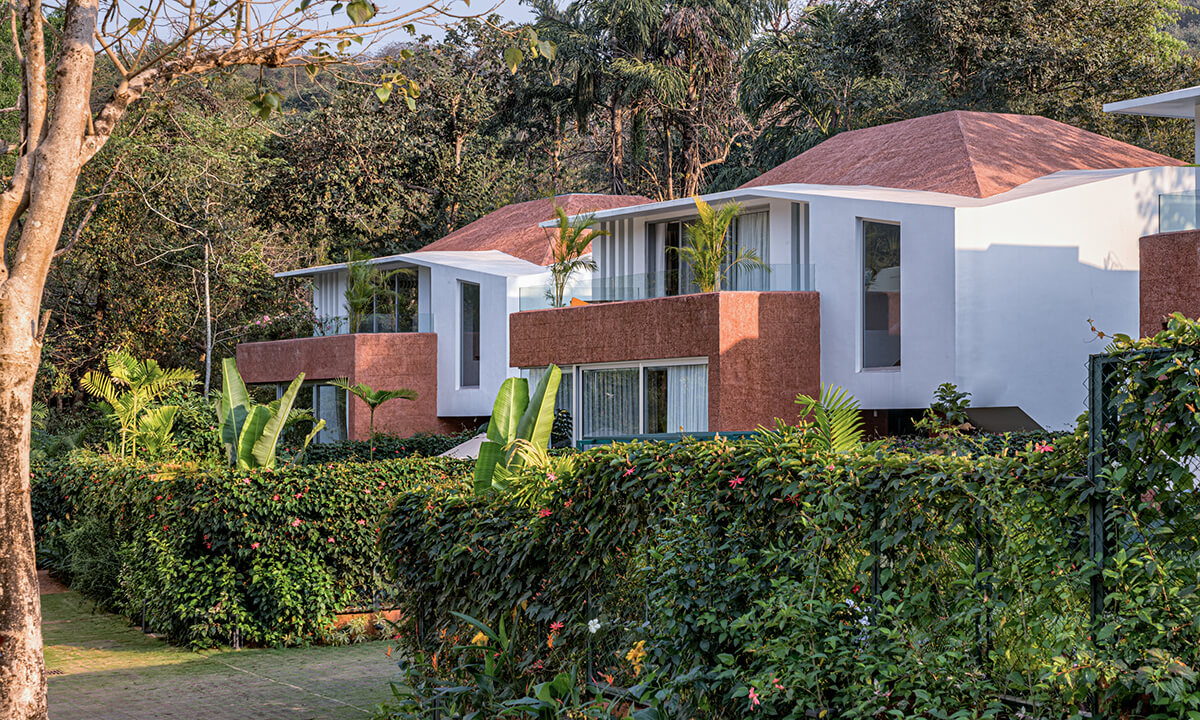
left=673, top=197, right=765, bottom=293
left=473, top=366, right=561, bottom=494
left=330, top=379, right=417, bottom=461
left=214, top=357, right=324, bottom=469
left=80, top=351, right=197, bottom=459
left=30, top=453, right=471, bottom=648
left=793, top=383, right=865, bottom=452
left=344, top=253, right=403, bottom=333
left=915, top=381, right=973, bottom=436
left=546, top=206, right=606, bottom=308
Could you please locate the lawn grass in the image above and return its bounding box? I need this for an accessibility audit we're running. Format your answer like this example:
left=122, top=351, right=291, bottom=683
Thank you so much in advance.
left=43, top=591, right=402, bottom=720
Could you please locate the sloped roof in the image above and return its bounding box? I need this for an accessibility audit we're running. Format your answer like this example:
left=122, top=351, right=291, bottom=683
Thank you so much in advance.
left=740, top=110, right=1187, bottom=198
left=415, top=193, right=651, bottom=265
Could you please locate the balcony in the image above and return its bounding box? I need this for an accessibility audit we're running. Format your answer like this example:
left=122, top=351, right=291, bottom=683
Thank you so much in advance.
left=1159, top=193, right=1200, bottom=233
left=510, top=291, right=821, bottom=433
left=517, top=264, right=816, bottom=311
left=313, top=312, right=435, bottom=337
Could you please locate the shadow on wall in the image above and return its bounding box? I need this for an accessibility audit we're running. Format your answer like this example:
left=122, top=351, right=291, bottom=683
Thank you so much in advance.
left=713, top=293, right=821, bottom=432
left=955, top=243, right=1138, bottom=430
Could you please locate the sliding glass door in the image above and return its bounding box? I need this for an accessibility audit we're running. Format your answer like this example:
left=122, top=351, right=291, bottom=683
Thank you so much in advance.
left=573, top=361, right=708, bottom=439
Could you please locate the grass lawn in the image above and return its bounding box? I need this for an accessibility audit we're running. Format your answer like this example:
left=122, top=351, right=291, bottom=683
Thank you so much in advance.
left=43, top=591, right=401, bottom=720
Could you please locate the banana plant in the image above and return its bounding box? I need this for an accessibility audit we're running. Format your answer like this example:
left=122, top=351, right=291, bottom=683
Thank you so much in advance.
left=329, top=378, right=417, bottom=460
left=474, top=365, right=561, bottom=494
left=214, top=357, right=325, bottom=469
left=794, top=383, right=866, bottom=452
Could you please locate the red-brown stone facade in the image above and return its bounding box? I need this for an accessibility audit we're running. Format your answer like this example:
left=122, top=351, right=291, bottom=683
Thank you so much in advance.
left=236, top=333, right=462, bottom=440
left=509, top=292, right=820, bottom=432
left=1140, top=230, right=1200, bottom=337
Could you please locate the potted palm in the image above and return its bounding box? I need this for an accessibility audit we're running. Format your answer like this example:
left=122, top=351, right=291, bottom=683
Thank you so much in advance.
left=675, top=197, right=766, bottom=293
left=546, top=206, right=608, bottom=308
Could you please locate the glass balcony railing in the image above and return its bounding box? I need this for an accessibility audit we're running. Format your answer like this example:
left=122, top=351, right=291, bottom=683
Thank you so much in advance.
left=1160, top=193, right=1200, bottom=233
left=313, top=313, right=434, bottom=337
left=518, top=264, right=816, bottom=312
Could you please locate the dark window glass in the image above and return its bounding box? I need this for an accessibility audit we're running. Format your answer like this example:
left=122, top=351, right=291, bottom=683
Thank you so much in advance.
left=863, top=221, right=901, bottom=368
left=461, top=282, right=480, bottom=387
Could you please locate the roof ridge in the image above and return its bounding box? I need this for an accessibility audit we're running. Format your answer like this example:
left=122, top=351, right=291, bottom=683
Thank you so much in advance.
left=951, top=111, right=988, bottom=199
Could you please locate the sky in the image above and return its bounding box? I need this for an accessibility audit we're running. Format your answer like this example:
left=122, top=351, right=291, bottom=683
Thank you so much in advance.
left=383, top=0, right=536, bottom=37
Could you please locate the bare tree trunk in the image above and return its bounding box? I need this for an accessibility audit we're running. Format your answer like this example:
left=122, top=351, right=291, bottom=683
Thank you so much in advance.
left=0, top=332, right=46, bottom=720
left=203, top=242, right=213, bottom=395
left=609, top=104, right=626, bottom=195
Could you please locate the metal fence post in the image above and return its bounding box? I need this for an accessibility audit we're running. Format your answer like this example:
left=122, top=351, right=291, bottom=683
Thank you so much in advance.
left=1087, top=354, right=1108, bottom=634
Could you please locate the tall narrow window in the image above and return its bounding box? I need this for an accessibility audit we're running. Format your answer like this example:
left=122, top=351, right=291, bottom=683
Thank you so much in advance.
left=863, top=221, right=901, bottom=369
left=461, top=282, right=480, bottom=387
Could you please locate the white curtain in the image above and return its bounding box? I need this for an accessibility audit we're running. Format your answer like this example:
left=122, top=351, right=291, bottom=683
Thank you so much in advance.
left=726, top=211, right=770, bottom=291
left=526, top=367, right=573, bottom=414
left=581, top=368, right=639, bottom=437
left=665, top=364, right=708, bottom=432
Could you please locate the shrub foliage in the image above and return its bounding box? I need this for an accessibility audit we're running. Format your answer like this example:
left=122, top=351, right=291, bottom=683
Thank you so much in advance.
left=378, top=426, right=1200, bottom=718
left=32, top=454, right=470, bottom=647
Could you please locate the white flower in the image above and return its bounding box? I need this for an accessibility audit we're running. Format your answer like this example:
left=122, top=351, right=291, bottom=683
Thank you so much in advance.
left=587, top=618, right=602, bottom=634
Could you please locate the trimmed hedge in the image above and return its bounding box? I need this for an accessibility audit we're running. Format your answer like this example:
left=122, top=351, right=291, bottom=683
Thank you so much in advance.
left=379, top=428, right=1200, bottom=718
left=298, top=429, right=480, bottom=464
left=32, top=454, right=470, bottom=647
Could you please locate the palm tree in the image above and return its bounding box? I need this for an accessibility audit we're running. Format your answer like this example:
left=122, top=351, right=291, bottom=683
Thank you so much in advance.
left=546, top=206, right=608, bottom=307
left=80, top=351, right=196, bottom=459
left=330, top=379, right=417, bottom=460
left=673, top=197, right=765, bottom=293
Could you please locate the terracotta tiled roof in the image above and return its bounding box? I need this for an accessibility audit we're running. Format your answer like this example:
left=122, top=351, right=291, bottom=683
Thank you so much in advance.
left=415, top=193, right=651, bottom=265
left=740, top=110, right=1187, bottom=198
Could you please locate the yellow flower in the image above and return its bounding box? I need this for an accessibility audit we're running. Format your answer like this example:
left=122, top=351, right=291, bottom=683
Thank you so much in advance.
left=625, top=640, right=647, bottom=676
left=471, top=631, right=489, bottom=646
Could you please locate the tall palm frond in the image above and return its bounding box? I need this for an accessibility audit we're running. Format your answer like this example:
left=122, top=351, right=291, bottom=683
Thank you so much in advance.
left=546, top=206, right=606, bottom=307
left=674, top=197, right=765, bottom=293
left=330, top=378, right=418, bottom=460
left=794, top=384, right=865, bottom=453
left=81, top=351, right=196, bottom=459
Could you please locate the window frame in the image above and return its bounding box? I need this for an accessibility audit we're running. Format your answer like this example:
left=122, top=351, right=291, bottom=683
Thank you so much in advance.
left=859, top=217, right=902, bottom=372
left=567, top=357, right=709, bottom=442
left=459, top=280, right=481, bottom=388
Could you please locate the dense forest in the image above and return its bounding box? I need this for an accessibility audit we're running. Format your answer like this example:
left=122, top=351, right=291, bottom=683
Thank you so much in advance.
left=6, top=0, right=1200, bottom=411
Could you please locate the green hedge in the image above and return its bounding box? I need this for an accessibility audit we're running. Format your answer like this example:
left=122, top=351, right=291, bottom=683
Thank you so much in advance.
left=33, top=454, right=470, bottom=647
left=379, top=428, right=1200, bottom=718
left=297, top=429, right=479, bottom=464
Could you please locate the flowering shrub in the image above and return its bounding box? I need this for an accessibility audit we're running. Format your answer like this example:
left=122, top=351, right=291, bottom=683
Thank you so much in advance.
left=378, top=426, right=1200, bottom=718
left=32, top=453, right=470, bottom=647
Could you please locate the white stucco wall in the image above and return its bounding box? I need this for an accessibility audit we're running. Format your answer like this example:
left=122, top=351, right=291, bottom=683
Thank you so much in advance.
left=801, top=195, right=958, bottom=412
left=953, top=165, right=1200, bottom=429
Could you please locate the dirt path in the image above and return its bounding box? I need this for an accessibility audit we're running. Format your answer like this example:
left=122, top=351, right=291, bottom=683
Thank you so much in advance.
left=42, top=591, right=402, bottom=720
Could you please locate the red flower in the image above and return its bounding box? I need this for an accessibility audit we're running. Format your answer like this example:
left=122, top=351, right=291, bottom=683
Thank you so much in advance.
left=291, top=519, right=302, bottom=527
left=550, top=621, right=564, bottom=632
left=250, top=542, right=260, bottom=549
left=538, top=508, right=553, bottom=518
left=729, top=476, right=745, bottom=488
left=1034, top=442, right=1054, bottom=453
left=623, top=467, right=635, bottom=477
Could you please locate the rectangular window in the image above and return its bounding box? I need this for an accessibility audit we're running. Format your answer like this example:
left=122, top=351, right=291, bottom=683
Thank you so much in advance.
left=579, top=361, right=708, bottom=438
left=278, top=382, right=348, bottom=444
left=863, top=220, right=901, bottom=369
left=581, top=367, right=640, bottom=437
left=643, top=364, right=708, bottom=434
left=461, top=282, right=480, bottom=387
